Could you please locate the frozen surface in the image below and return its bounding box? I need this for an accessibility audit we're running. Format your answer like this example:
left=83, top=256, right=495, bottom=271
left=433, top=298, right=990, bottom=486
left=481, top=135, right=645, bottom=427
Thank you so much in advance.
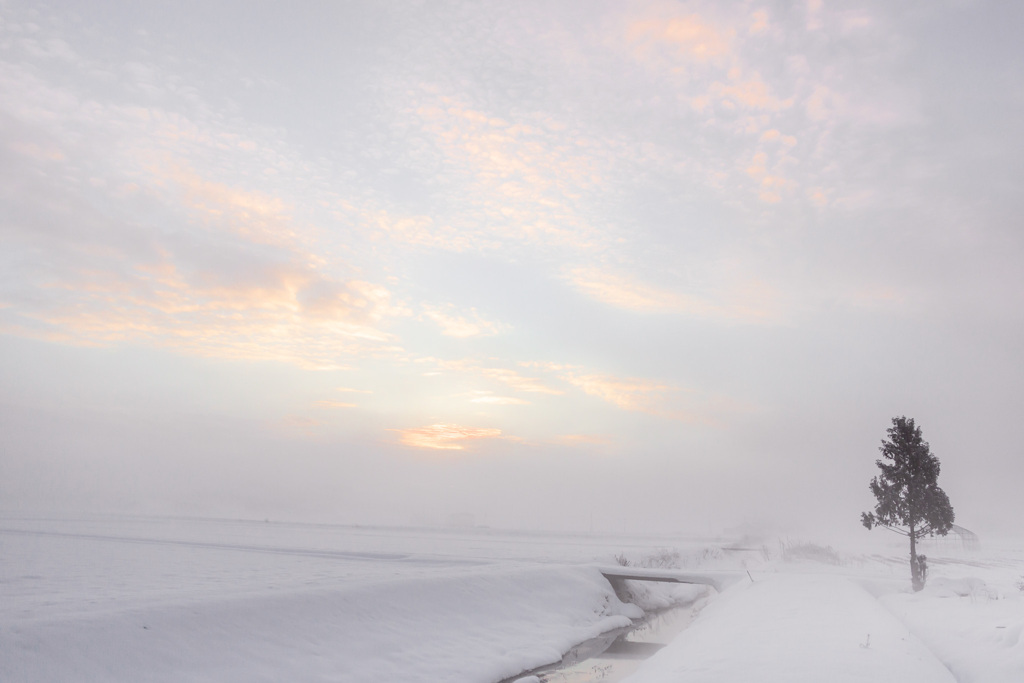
left=2, top=515, right=1023, bottom=682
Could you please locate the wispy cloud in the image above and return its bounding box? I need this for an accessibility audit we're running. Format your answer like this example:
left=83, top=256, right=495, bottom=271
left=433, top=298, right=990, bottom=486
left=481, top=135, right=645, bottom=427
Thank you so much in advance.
left=558, top=369, right=750, bottom=425
left=275, top=415, right=323, bottom=436
left=607, top=3, right=916, bottom=212
left=566, top=267, right=780, bottom=322
left=0, top=46, right=412, bottom=370
left=626, top=14, right=733, bottom=66
left=0, top=162, right=407, bottom=368
left=425, top=358, right=564, bottom=395
left=551, top=433, right=614, bottom=447
left=703, top=71, right=793, bottom=113
left=392, top=424, right=508, bottom=451
left=312, top=400, right=357, bottom=409
left=560, top=372, right=675, bottom=415
left=567, top=267, right=689, bottom=313
left=477, top=365, right=563, bottom=395
left=384, top=91, right=617, bottom=255
left=468, top=391, right=530, bottom=406
left=422, top=304, right=507, bottom=338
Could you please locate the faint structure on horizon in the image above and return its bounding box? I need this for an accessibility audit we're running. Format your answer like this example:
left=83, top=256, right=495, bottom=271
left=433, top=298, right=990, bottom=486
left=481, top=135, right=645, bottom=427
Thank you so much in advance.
left=446, top=512, right=476, bottom=529
left=921, top=524, right=980, bottom=552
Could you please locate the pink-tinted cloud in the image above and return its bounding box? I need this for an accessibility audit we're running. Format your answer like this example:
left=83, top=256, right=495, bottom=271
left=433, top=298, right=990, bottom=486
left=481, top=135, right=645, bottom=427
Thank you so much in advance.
left=706, top=72, right=792, bottom=112
left=627, top=14, right=733, bottom=65
left=566, top=267, right=781, bottom=323
left=560, top=372, right=675, bottom=414
left=468, top=392, right=531, bottom=406
left=428, top=358, right=565, bottom=395
left=312, top=400, right=357, bottom=409
left=392, top=424, right=507, bottom=451
left=394, top=93, right=614, bottom=254
left=748, top=10, right=770, bottom=35
left=422, top=304, right=507, bottom=338
left=558, top=369, right=754, bottom=426
left=2, top=162, right=406, bottom=369
left=0, top=47, right=418, bottom=370
left=566, top=267, right=694, bottom=313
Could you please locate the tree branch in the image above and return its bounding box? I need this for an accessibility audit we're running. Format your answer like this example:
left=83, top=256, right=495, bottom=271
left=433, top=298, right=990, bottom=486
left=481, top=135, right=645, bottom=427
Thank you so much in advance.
left=873, top=523, right=910, bottom=537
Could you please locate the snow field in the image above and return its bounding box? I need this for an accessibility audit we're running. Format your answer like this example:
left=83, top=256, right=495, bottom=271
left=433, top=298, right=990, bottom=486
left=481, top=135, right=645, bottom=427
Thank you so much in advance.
left=2, top=564, right=640, bottom=683
left=3, top=518, right=1023, bottom=682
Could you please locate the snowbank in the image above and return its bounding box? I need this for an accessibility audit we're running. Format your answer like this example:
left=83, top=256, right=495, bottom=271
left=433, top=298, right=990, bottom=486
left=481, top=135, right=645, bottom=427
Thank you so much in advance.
left=624, top=574, right=956, bottom=683
left=1, top=565, right=640, bottom=683
left=880, top=576, right=1024, bottom=683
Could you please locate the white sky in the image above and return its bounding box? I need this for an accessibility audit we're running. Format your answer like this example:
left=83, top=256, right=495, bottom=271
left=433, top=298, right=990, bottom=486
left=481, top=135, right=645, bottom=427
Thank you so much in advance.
left=1, top=0, right=1022, bottom=536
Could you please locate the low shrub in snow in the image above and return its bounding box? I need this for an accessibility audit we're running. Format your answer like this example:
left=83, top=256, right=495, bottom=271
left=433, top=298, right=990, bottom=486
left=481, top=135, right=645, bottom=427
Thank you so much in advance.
left=780, top=541, right=843, bottom=566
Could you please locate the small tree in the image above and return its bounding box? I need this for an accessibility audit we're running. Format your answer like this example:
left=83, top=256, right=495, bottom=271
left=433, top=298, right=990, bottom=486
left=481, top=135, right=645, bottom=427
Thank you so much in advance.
left=862, top=416, right=954, bottom=591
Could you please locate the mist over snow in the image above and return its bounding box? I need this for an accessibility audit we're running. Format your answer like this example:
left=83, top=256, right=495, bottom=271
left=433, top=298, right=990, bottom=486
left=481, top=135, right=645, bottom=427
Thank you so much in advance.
left=2, top=0, right=1024, bottom=540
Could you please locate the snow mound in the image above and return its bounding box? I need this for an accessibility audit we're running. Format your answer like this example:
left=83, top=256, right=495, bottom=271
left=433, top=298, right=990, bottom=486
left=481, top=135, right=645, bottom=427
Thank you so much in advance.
left=881, top=576, right=1024, bottom=683
left=922, top=576, right=996, bottom=599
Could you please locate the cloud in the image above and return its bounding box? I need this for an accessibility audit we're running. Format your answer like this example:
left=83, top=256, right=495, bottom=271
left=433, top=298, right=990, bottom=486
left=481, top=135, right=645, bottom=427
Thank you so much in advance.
left=567, top=267, right=781, bottom=322
left=627, top=14, right=733, bottom=65
left=552, top=433, right=614, bottom=447
left=372, top=212, right=477, bottom=252
left=275, top=415, right=322, bottom=436
left=560, top=372, right=675, bottom=414
left=392, top=424, right=507, bottom=451
left=477, top=366, right=562, bottom=395
left=806, top=0, right=824, bottom=31
left=805, top=84, right=844, bottom=122
left=422, top=304, right=507, bottom=337
left=468, top=392, right=530, bottom=406
left=0, top=162, right=407, bottom=368
left=748, top=10, right=770, bottom=35
left=166, top=167, right=297, bottom=248
left=558, top=369, right=752, bottom=425
left=0, top=54, right=408, bottom=369
left=312, top=400, right=357, bottom=409
left=428, top=358, right=564, bottom=395
left=391, top=92, right=614, bottom=254
left=567, top=267, right=690, bottom=313
left=706, top=72, right=792, bottom=112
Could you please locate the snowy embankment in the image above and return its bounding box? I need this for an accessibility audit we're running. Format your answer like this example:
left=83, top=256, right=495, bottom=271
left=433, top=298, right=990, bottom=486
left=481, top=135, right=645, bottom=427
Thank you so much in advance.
left=3, top=564, right=639, bottom=683
left=880, top=575, right=1024, bottom=683
left=624, top=574, right=956, bottom=683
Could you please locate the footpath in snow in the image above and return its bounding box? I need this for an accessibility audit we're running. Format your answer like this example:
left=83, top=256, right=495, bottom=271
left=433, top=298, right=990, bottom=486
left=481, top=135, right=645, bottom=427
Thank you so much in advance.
left=624, top=574, right=956, bottom=683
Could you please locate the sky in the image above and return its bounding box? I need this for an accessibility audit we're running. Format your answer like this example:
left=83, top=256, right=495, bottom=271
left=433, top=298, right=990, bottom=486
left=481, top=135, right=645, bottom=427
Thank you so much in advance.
left=1, top=0, right=1022, bottom=537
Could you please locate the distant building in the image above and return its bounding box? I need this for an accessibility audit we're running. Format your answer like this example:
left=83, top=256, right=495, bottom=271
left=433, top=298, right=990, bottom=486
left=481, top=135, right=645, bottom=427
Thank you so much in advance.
left=922, top=524, right=980, bottom=551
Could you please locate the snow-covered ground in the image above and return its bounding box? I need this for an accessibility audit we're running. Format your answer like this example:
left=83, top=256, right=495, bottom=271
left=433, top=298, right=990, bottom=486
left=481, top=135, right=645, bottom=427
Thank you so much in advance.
left=624, top=574, right=957, bottom=683
left=1, top=515, right=1022, bottom=682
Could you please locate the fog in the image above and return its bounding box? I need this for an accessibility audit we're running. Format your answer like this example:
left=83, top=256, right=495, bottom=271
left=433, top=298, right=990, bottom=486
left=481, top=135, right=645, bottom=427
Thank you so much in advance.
left=2, top=0, right=1023, bottom=539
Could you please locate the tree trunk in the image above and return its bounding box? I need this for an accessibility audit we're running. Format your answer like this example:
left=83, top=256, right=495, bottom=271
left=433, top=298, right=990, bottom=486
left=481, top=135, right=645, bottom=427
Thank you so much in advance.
left=909, top=526, right=922, bottom=591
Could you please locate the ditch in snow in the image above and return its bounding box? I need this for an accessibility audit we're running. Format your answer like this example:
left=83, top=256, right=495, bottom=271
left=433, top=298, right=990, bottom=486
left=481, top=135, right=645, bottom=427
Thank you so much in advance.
left=502, top=604, right=696, bottom=683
